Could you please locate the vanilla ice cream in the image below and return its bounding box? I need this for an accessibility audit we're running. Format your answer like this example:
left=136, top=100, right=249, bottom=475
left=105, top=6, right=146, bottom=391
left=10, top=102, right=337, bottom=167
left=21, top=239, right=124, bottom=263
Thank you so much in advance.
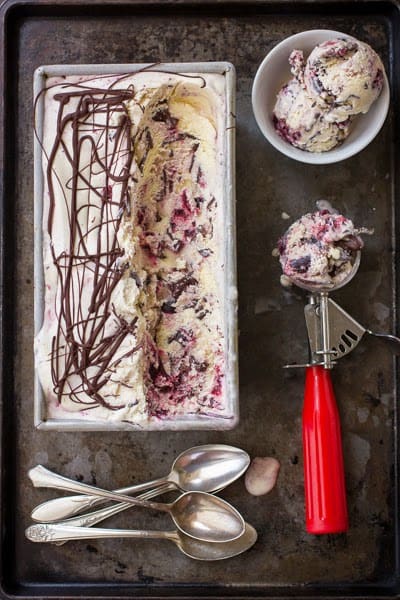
left=35, top=69, right=231, bottom=425
left=273, top=36, right=386, bottom=152
left=273, top=78, right=352, bottom=152
left=303, top=38, right=385, bottom=122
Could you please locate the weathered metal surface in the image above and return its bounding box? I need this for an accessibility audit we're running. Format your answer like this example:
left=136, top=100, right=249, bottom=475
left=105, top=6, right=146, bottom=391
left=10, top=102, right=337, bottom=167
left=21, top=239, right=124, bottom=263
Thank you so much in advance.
left=1, top=1, right=398, bottom=596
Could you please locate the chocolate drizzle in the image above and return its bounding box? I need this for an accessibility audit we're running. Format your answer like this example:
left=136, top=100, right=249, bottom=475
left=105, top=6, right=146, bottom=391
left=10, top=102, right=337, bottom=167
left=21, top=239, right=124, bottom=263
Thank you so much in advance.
left=45, top=83, right=139, bottom=410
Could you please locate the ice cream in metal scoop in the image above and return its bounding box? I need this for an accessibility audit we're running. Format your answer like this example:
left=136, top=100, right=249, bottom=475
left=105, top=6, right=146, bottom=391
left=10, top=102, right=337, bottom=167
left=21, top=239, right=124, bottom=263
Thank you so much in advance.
left=275, top=203, right=370, bottom=293
left=277, top=204, right=400, bottom=365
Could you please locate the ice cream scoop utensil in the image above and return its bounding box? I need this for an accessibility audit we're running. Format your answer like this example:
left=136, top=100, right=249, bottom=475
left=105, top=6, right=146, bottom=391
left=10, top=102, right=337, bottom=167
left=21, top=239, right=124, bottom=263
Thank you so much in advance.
left=301, top=296, right=400, bottom=528
left=291, top=252, right=399, bottom=533
left=28, top=465, right=245, bottom=543
left=25, top=522, right=257, bottom=561
left=286, top=257, right=362, bottom=535
left=30, top=445, right=250, bottom=523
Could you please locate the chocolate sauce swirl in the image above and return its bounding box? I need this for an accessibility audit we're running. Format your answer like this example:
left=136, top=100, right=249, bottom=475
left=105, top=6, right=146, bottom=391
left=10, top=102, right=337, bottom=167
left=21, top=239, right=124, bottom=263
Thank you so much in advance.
left=45, top=83, right=138, bottom=410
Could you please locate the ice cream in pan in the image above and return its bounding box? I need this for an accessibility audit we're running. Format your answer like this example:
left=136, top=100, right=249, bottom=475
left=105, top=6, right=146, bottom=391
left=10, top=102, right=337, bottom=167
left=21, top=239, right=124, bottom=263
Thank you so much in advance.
left=35, top=69, right=232, bottom=425
left=273, top=37, right=385, bottom=152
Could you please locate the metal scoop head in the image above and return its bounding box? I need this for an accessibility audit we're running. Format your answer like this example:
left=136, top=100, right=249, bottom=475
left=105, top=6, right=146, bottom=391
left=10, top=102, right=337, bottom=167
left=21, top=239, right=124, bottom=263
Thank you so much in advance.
left=289, top=252, right=361, bottom=369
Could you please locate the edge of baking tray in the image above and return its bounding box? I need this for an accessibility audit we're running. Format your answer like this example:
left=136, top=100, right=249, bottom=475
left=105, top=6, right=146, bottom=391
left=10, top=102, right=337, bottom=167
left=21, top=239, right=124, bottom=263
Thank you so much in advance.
left=33, top=61, right=239, bottom=432
left=1, top=0, right=400, bottom=597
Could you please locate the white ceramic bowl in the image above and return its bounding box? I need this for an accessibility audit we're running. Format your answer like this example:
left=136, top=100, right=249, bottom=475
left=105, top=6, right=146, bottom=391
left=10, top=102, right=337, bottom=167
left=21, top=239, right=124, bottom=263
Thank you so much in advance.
left=251, top=29, right=390, bottom=165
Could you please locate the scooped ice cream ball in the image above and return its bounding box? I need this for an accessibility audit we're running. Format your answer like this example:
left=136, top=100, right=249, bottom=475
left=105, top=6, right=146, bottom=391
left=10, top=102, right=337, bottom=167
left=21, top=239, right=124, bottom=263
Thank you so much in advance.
left=273, top=78, right=352, bottom=153
left=303, top=38, right=385, bottom=122
left=272, top=36, right=386, bottom=153
left=245, top=457, right=281, bottom=496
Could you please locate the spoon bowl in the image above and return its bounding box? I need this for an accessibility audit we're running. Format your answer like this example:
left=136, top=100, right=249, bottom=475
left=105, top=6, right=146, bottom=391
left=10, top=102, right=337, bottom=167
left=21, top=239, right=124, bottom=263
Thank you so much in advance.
left=171, top=491, right=245, bottom=544
left=176, top=522, right=257, bottom=561
left=169, top=444, right=250, bottom=492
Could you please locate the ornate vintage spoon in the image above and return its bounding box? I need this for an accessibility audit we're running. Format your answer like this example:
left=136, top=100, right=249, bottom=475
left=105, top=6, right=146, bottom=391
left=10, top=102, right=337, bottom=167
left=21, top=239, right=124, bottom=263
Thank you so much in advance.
left=28, top=465, right=245, bottom=543
left=30, top=444, right=250, bottom=523
left=25, top=522, right=257, bottom=561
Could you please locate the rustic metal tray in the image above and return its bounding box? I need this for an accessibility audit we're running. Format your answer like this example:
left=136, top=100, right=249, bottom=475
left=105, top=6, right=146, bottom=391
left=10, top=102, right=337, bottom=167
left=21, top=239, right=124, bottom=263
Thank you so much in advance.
left=0, top=0, right=399, bottom=597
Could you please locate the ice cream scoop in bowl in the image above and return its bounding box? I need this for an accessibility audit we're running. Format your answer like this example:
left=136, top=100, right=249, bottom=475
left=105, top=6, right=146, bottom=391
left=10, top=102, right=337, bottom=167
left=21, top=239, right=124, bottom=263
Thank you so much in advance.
left=252, top=29, right=390, bottom=164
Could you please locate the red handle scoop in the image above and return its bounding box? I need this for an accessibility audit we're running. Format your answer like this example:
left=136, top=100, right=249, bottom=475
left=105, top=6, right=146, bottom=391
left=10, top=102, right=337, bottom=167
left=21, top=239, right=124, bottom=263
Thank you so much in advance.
left=303, top=365, right=349, bottom=534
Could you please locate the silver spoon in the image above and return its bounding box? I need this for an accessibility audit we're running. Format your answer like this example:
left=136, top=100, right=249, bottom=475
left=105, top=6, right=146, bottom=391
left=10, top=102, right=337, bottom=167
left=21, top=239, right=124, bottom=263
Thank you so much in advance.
left=49, top=486, right=173, bottom=546
left=25, top=522, right=257, bottom=561
left=28, top=465, right=245, bottom=543
left=30, top=444, right=250, bottom=523
left=31, top=481, right=172, bottom=523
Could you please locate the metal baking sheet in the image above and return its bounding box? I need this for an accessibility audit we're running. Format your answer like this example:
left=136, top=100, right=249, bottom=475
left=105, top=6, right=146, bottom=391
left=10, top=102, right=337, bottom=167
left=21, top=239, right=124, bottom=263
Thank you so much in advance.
left=33, top=61, right=238, bottom=431
left=0, top=0, right=399, bottom=597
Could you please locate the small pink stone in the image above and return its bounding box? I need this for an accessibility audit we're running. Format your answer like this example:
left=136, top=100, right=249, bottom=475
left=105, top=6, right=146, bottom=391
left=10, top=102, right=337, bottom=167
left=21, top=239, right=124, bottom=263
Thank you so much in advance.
left=245, top=457, right=280, bottom=496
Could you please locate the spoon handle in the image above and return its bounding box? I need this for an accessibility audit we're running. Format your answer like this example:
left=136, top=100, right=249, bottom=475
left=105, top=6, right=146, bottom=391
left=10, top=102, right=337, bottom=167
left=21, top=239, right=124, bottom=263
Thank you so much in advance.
left=25, top=523, right=176, bottom=543
left=28, top=465, right=168, bottom=513
left=50, top=484, right=173, bottom=546
left=303, top=365, right=348, bottom=534
left=31, top=480, right=174, bottom=523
